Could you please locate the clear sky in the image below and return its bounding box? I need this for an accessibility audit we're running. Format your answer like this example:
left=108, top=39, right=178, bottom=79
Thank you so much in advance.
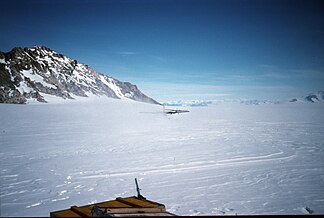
left=1, top=0, right=323, bottom=102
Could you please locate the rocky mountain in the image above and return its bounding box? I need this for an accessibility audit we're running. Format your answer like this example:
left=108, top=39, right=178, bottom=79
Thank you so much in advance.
left=0, top=46, right=159, bottom=104
left=290, top=91, right=324, bottom=103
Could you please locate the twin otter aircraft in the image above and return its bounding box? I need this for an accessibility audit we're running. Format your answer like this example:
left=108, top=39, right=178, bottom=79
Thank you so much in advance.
left=163, top=105, right=190, bottom=114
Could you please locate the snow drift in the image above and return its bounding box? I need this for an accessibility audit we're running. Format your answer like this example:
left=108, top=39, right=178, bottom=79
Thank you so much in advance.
left=0, top=100, right=324, bottom=216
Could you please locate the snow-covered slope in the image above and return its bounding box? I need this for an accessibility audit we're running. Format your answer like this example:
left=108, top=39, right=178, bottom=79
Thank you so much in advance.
left=1, top=101, right=324, bottom=216
left=0, top=46, right=159, bottom=104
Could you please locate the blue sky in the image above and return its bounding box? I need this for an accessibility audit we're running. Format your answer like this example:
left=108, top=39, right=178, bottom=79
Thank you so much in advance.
left=1, top=0, right=323, bottom=102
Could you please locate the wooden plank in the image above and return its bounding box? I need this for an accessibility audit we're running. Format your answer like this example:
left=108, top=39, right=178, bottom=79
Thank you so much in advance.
left=141, top=198, right=166, bottom=207
left=96, top=207, right=166, bottom=214
left=70, top=206, right=91, bottom=217
left=116, top=197, right=163, bottom=208
left=94, top=200, right=133, bottom=208
left=50, top=209, right=82, bottom=217
left=112, top=212, right=176, bottom=217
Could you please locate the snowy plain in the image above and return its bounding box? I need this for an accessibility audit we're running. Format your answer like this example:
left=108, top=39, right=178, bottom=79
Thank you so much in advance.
left=1, top=98, right=324, bottom=216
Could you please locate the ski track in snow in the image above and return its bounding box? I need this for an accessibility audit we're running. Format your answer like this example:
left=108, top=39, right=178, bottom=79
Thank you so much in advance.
left=1, top=101, right=324, bottom=216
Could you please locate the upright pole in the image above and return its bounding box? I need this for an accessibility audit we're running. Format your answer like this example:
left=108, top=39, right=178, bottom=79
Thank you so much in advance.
left=135, top=178, right=145, bottom=199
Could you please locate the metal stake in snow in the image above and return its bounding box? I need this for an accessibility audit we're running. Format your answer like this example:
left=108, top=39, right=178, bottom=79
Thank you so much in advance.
left=135, top=178, right=145, bottom=199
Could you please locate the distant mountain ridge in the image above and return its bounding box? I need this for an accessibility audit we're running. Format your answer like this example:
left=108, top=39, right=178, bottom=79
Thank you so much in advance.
left=229, top=91, right=324, bottom=105
left=0, top=46, right=159, bottom=104
left=290, top=91, right=324, bottom=103
left=162, top=91, right=324, bottom=107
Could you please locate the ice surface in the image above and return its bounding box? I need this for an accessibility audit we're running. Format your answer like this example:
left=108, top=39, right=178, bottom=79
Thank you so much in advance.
left=0, top=101, right=324, bottom=216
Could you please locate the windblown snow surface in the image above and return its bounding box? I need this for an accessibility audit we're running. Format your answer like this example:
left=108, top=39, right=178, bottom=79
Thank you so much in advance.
left=1, top=99, right=324, bottom=216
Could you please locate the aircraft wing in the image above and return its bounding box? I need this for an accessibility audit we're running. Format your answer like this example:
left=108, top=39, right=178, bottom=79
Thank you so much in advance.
left=165, top=109, right=189, bottom=114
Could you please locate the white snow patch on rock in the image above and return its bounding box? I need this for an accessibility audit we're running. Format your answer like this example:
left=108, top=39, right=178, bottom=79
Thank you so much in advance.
left=100, top=75, right=124, bottom=98
left=22, top=69, right=56, bottom=89
left=0, top=58, right=7, bottom=64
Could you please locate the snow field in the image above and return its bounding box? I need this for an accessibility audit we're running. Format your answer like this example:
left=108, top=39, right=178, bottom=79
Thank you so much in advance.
left=0, top=101, right=324, bottom=216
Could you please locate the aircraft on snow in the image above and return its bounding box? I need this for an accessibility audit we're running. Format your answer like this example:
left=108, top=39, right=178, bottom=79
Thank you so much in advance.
left=163, top=105, right=189, bottom=114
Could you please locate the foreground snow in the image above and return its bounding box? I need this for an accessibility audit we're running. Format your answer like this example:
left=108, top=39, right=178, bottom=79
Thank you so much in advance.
left=1, top=100, right=324, bottom=216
